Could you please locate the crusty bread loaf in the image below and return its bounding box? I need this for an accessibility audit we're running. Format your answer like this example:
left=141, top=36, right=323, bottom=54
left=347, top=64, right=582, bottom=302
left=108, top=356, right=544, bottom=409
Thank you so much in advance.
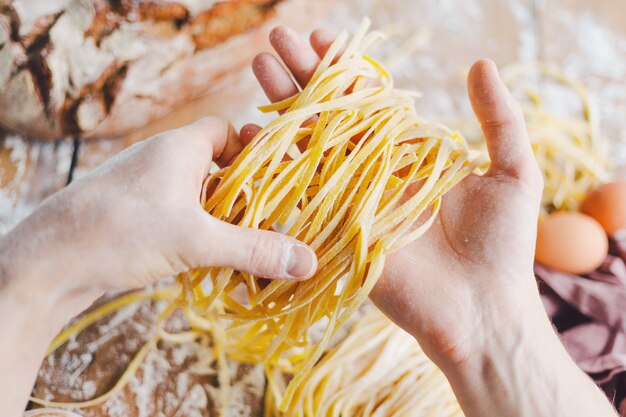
left=0, top=0, right=284, bottom=139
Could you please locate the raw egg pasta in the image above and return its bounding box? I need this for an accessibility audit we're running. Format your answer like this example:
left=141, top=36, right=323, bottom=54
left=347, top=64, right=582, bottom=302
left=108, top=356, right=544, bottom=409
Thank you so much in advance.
left=500, top=63, right=610, bottom=215
left=30, top=288, right=234, bottom=411
left=266, top=308, right=463, bottom=417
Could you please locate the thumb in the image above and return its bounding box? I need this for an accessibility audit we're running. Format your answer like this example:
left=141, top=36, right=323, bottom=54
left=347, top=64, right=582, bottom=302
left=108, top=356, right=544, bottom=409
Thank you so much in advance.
left=185, top=213, right=318, bottom=280
left=467, top=59, right=536, bottom=179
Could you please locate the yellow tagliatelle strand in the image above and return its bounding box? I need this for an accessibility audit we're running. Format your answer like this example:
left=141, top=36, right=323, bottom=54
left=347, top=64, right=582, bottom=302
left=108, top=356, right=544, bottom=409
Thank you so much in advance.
left=31, top=334, right=159, bottom=409
left=499, top=62, right=610, bottom=215
left=182, top=18, right=473, bottom=409
left=46, top=287, right=177, bottom=355
left=266, top=308, right=463, bottom=417
left=30, top=288, right=175, bottom=409
left=30, top=288, right=233, bottom=411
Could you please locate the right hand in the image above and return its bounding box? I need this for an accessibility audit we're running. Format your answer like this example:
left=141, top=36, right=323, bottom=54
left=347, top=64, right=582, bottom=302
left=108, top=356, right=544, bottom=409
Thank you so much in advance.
left=370, top=59, right=544, bottom=367
left=251, top=25, right=619, bottom=417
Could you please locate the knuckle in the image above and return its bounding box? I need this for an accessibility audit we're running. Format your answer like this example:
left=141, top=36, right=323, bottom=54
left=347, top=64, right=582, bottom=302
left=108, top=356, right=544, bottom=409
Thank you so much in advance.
left=522, top=161, right=543, bottom=188
left=195, top=115, right=220, bottom=126
left=247, top=232, right=283, bottom=277
left=188, top=116, right=223, bottom=136
left=531, top=175, right=545, bottom=197
left=510, top=160, right=544, bottom=194
left=481, top=116, right=517, bottom=134
left=178, top=211, right=211, bottom=267
left=152, top=117, right=222, bottom=147
left=144, top=132, right=177, bottom=158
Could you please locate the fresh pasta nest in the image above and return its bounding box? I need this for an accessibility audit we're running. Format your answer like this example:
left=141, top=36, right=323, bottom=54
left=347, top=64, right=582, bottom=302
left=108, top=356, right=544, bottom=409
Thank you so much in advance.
left=179, top=18, right=472, bottom=406
left=268, top=308, right=463, bottom=417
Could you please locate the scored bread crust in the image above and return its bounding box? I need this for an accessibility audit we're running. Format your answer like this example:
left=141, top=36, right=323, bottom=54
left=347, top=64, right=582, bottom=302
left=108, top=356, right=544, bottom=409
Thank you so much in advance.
left=31, top=294, right=266, bottom=417
left=24, top=410, right=82, bottom=417
left=0, top=0, right=283, bottom=139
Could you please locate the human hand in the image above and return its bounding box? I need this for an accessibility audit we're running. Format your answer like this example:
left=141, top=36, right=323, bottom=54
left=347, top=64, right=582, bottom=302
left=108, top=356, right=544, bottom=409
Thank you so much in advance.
left=251, top=25, right=620, bottom=417
left=1, top=117, right=318, bottom=314
left=249, top=26, right=543, bottom=367
left=371, top=60, right=545, bottom=365
left=0, top=117, right=318, bottom=417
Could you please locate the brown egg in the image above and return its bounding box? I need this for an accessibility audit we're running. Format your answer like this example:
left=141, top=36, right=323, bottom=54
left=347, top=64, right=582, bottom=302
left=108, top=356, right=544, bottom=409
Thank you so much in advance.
left=581, top=181, right=626, bottom=236
left=536, top=212, right=608, bottom=275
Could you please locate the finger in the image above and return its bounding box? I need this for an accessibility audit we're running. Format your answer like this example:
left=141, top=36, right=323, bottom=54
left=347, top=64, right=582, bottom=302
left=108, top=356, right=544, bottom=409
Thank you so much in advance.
left=310, top=28, right=338, bottom=59
left=269, top=25, right=320, bottom=88
left=240, top=123, right=262, bottom=146
left=252, top=53, right=311, bottom=152
left=163, top=117, right=238, bottom=178
left=214, top=122, right=243, bottom=167
left=186, top=212, right=318, bottom=280
left=467, top=59, right=536, bottom=179
left=252, top=52, right=299, bottom=107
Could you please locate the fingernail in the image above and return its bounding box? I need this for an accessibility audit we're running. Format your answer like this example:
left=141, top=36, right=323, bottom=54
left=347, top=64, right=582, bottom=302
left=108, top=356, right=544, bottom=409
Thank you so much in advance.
left=287, top=244, right=317, bottom=279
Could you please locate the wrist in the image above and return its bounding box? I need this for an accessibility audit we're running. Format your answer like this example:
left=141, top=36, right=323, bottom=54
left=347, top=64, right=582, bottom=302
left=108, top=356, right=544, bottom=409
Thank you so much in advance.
left=433, top=277, right=618, bottom=417
left=450, top=287, right=547, bottom=368
left=0, top=228, right=101, bottom=340
left=0, top=231, right=99, bottom=417
left=431, top=273, right=547, bottom=374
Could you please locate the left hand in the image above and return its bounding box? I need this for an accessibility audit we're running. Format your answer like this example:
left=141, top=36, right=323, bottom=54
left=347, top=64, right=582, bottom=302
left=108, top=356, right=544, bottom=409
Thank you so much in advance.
left=0, top=117, right=318, bottom=417
left=1, top=117, right=317, bottom=303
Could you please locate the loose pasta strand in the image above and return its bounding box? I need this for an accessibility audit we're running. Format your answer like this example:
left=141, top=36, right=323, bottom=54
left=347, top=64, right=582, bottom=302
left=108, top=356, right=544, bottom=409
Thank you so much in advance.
left=267, top=308, right=464, bottom=417
left=30, top=290, right=232, bottom=412
left=499, top=62, right=610, bottom=215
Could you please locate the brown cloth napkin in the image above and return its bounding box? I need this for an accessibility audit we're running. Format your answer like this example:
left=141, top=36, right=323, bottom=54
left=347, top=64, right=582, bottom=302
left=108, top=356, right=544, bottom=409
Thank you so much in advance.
left=535, top=237, right=626, bottom=415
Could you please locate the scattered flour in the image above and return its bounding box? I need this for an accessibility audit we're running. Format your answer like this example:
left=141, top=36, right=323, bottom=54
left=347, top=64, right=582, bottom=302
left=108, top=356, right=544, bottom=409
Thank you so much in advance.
left=129, top=347, right=172, bottom=417
left=540, top=7, right=626, bottom=174
left=0, top=134, right=73, bottom=234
